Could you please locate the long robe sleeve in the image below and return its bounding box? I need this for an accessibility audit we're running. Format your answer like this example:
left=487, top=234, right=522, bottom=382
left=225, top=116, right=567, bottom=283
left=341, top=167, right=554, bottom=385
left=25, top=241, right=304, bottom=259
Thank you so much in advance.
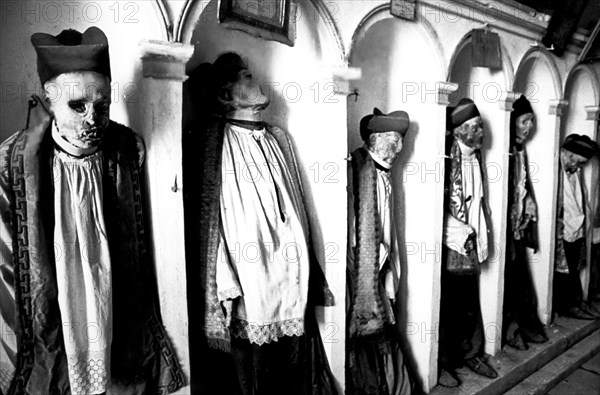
left=386, top=220, right=401, bottom=302
left=216, top=228, right=243, bottom=302
left=443, top=212, right=474, bottom=256
left=0, top=134, right=18, bottom=393
left=347, top=156, right=400, bottom=312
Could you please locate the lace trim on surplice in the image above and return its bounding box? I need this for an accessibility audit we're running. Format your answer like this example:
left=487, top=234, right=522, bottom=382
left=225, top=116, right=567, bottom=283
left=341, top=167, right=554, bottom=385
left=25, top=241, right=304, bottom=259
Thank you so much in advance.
left=0, top=366, right=14, bottom=394
left=68, top=357, right=108, bottom=395
left=231, top=317, right=304, bottom=345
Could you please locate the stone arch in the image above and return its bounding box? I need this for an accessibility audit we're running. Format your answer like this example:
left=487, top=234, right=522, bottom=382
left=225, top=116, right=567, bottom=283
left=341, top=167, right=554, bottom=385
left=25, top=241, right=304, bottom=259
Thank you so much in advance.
left=511, top=46, right=565, bottom=328
left=447, top=29, right=514, bottom=91
left=346, top=4, right=452, bottom=391
left=514, top=46, right=563, bottom=99
left=178, top=4, right=353, bottom=389
left=565, top=63, right=600, bottom=105
left=348, top=3, right=446, bottom=79
left=561, top=63, right=600, bottom=303
left=153, top=0, right=173, bottom=41
left=175, top=0, right=345, bottom=61
left=445, top=27, right=513, bottom=360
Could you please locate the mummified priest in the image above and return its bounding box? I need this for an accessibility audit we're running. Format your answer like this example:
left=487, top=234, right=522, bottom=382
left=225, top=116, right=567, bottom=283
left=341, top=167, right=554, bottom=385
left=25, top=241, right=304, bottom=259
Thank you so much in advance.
left=184, top=52, right=338, bottom=395
left=438, top=98, right=498, bottom=388
left=502, top=95, right=548, bottom=351
left=0, top=27, right=184, bottom=395
left=346, top=108, right=413, bottom=395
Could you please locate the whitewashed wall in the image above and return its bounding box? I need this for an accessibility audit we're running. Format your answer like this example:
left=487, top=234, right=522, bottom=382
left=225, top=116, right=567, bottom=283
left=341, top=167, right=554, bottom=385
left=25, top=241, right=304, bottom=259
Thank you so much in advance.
left=347, top=13, right=447, bottom=390
left=180, top=0, right=348, bottom=391
left=513, top=49, right=564, bottom=326
left=562, top=65, right=600, bottom=301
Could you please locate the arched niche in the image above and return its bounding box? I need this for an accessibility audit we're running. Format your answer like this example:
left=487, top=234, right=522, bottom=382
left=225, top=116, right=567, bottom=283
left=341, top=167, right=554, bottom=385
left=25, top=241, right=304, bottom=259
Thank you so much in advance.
left=153, top=0, right=172, bottom=41
left=176, top=0, right=344, bottom=55
left=180, top=0, right=348, bottom=391
left=563, top=65, right=600, bottom=136
left=446, top=30, right=512, bottom=358
left=561, top=64, right=600, bottom=300
left=512, top=47, right=564, bottom=326
left=348, top=5, right=447, bottom=392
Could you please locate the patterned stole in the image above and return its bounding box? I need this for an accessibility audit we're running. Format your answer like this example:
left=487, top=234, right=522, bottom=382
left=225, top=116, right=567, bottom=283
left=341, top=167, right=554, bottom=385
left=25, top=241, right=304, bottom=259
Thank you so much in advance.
left=554, top=163, right=587, bottom=274
left=190, top=118, right=333, bottom=352
left=5, top=100, right=184, bottom=394
left=509, top=147, right=538, bottom=246
left=444, top=139, right=482, bottom=274
left=348, top=148, right=387, bottom=338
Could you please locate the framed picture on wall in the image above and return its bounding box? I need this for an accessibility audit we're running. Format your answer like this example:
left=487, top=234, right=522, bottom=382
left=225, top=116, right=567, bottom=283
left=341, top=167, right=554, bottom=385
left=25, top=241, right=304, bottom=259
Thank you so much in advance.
left=218, top=0, right=297, bottom=47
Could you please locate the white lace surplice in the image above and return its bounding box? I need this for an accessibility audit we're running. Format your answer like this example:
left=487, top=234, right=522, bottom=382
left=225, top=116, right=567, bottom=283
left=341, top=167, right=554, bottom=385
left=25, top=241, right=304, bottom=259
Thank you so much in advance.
left=218, top=124, right=311, bottom=345
left=372, top=153, right=401, bottom=301
left=461, top=154, right=489, bottom=263
left=563, top=168, right=585, bottom=242
left=53, top=148, right=112, bottom=395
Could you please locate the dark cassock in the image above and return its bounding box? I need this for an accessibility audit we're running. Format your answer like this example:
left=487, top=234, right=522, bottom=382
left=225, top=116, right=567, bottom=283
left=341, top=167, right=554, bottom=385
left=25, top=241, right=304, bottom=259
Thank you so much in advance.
left=438, top=98, right=497, bottom=388
left=553, top=134, right=600, bottom=320
left=346, top=108, right=412, bottom=395
left=0, top=27, right=184, bottom=395
left=502, top=95, right=548, bottom=351
left=591, top=169, right=600, bottom=301
left=184, top=52, right=338, bottom=395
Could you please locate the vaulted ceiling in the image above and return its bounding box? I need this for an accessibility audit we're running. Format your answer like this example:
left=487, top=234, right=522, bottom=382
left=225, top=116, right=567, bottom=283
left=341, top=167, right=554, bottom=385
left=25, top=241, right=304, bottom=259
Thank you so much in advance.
left=508, top=0, right=600, bottom=60
left=512, top=0, right=598, bottom=29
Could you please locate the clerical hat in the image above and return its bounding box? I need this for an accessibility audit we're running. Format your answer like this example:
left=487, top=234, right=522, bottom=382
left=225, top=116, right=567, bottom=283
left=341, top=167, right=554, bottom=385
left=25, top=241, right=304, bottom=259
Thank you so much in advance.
left=450, top=98, right=480, bottom=128
left=562, top=134, right=599, bottom=159
left=31, top=27, right=111, bottom=85
left=360, top=107, right=410, bottom=142
left=213, top=52, right=248, bottom=88
left=512, top=95, right=533, bottom=119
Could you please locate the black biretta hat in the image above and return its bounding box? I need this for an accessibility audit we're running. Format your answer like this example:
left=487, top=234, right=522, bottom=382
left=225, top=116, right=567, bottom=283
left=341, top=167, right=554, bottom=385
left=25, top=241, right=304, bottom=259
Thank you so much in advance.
left=360, top=107, right=410, bottom=142
left=31, top=27, right=111, bottom=85
left=213, top=52, right=247, bottom=87
left=450, top=98, right=480, bottom=128
left=562, top=134, right=599, bottom=159
left=512, top=95, right=533, bottom=119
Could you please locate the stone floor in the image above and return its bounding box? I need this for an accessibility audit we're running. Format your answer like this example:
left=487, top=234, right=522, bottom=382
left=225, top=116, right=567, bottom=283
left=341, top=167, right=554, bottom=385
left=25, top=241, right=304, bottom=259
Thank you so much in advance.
left=428, top=305, right=600, bottom=395
left=548, top=352, right=600, bottom=395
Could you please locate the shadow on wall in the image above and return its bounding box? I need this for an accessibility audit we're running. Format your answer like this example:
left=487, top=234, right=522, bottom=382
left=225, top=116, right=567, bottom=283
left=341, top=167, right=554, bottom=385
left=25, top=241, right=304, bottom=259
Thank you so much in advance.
left=346, top=17, right=415, bottom=387
left=448, top=39, right=509, bottom=274
left=182, top=0, right=329, bottom=239
left=392, top=119, right=421, bottom=392
left=181, top=0, right=343, bottom=393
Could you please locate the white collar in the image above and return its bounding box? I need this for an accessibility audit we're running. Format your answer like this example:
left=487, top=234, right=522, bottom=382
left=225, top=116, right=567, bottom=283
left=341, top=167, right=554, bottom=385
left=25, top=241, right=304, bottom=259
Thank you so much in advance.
left=227, top=123, right=266, bottom=140
left=366, top=146, right=392, bottom=170
left=51, top=122, right=99, bottom=158
left=456, top=140, right=477, bottom=159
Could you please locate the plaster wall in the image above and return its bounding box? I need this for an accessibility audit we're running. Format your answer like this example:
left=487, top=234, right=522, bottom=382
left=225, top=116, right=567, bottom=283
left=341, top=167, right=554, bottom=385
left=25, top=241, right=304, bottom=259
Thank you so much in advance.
left=348, top=15, right=447, bottom=390
left=448, top=40, right=510, bottom=357
left=185, top=0, right=348, bottom=390
left=513, top=50, right=564, bottom=326
left=562, top=67, right=600, bottom=300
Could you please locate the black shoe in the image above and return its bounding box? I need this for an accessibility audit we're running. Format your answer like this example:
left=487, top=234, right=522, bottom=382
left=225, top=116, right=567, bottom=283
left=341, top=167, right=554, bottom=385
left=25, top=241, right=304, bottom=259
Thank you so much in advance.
left=506, top=333, right=528, bottom=350
left=565, top=307, right=595, bottom=320
left=464, top=357, right=498, bottom=379
left=580, top=303, right=600, bottom=319
left=520, top=327, right=548, bottom=344
left=438, top=369, right=461, bottom=388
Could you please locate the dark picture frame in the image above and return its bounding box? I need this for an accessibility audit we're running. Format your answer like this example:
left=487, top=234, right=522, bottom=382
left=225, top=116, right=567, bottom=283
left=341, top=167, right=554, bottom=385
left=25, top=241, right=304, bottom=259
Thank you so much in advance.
left=218, top=0, right=297, bottom=47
